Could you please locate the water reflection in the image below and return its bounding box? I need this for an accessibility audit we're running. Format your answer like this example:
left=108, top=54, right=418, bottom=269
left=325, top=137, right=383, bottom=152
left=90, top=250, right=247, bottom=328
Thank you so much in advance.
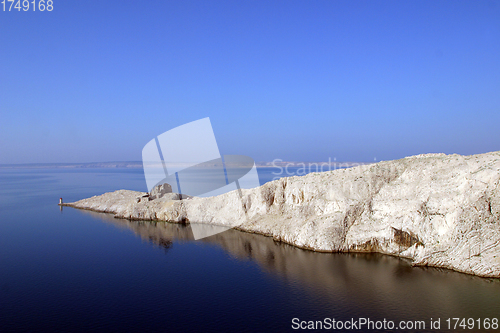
left=82, top=210, right=500, bottom=325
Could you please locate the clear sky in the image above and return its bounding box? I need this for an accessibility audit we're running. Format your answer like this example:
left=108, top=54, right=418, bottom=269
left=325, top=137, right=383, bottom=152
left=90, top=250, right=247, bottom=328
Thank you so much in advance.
left=1, top=0, right=499, bottom=164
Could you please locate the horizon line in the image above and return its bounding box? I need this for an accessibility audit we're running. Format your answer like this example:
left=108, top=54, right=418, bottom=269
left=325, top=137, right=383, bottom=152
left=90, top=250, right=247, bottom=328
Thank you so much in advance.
left=0, top=160, right=372, bottom=169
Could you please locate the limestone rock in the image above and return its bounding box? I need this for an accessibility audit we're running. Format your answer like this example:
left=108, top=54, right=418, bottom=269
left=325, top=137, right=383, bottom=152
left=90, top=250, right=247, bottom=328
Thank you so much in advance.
left=64, top=151, right=500, bottom=278
left=149, top=182, right=173, bottom=200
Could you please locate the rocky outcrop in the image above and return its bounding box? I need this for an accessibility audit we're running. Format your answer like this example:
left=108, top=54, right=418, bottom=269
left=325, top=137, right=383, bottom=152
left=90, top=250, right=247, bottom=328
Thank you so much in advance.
left=149, top=182, right=173, bottom=200
left=64, top=151, right=500, bottom=278
left=135, top=182, right=190, bottom=203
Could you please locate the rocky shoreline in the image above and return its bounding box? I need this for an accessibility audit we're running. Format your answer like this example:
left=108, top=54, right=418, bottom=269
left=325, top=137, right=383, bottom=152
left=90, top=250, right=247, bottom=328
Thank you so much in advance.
left=63, top=151, right=500, bottom=278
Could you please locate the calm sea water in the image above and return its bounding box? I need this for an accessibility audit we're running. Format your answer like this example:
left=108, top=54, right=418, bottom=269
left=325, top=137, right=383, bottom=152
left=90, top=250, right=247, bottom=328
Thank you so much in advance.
left=1, top=167, right=499, bottom=332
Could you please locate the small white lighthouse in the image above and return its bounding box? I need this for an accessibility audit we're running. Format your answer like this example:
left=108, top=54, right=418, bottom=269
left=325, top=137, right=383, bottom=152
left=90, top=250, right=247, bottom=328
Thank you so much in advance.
left=59, top=197, right=63, bottom=205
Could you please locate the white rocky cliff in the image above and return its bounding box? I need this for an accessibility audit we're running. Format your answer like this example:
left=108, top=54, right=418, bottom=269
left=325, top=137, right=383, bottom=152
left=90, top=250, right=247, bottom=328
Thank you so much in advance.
left=63, top=151, right=500, bottom=278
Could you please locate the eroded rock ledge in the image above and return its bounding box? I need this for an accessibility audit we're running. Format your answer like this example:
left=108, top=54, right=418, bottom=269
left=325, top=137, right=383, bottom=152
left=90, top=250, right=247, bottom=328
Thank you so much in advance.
left=64, top=151, right=500, bottom=278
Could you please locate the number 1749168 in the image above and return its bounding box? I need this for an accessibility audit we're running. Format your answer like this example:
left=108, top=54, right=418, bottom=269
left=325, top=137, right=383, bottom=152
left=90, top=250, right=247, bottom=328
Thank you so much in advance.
left=2, top=0, right=53, bottom=11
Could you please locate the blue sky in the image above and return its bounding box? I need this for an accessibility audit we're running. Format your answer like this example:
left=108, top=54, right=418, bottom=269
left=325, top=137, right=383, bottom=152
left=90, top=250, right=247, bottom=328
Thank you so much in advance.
left=1, top=0, right=499, bottom=164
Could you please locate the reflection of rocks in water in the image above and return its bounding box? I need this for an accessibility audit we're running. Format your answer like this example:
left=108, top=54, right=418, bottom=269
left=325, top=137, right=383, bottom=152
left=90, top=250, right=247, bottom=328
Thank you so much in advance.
left=148, top=235, right=173, bottom=252
left=82, top=210, right=500, bottom=319
left=81, top=210, right=189, bottom=251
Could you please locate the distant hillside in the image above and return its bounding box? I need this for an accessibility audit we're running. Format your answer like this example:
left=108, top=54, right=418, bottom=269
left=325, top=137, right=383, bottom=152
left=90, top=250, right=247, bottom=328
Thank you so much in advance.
left=0, top=160, right=368, bottom=169
left=0, top=161, right=144, bottom=169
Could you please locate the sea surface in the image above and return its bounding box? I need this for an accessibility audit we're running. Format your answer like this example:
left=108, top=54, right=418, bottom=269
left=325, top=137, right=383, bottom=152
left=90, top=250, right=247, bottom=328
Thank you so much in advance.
left=1, top=167, right=499, bottom=332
